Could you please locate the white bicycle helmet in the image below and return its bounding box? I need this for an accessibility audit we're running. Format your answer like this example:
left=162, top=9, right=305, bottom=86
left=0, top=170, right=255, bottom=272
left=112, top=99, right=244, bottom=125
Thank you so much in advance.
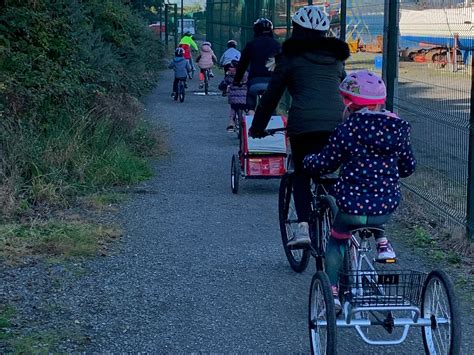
left=292, top=6, right=330, bottom=31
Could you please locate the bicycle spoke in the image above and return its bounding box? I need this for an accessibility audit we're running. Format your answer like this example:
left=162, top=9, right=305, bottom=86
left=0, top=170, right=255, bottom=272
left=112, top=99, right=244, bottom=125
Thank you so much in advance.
left=425, top=277, right=452, bottom=355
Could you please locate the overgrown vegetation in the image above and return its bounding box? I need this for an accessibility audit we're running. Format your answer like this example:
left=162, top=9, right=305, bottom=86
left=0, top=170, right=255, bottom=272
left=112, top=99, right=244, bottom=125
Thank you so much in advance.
left=0, top=220, right=122, bottom=263
left=0, top=0, right=163, bottom=218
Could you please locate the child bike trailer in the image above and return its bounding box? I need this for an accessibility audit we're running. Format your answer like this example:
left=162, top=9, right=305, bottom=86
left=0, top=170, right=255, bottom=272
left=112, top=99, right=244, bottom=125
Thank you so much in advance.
left=231, top=115, right=288, bottom=194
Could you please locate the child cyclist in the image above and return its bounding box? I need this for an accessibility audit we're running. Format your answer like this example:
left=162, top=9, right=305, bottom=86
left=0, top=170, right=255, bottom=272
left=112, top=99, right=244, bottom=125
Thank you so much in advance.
left=224, top=60, right=248, bottom=132
left=196, top=41, right=217, bottom=88
left=303, top=70, right=416, bottom=311
left=168, top=47, right=191, bottom=97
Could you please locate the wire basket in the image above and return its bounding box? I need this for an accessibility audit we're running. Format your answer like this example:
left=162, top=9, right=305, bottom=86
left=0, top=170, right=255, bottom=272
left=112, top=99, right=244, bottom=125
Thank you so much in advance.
left=339, top=270, right=426, bottom=308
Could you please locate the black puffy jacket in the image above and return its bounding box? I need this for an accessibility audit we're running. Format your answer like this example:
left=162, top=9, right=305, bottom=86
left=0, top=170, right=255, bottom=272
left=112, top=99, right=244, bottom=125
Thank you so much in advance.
left=234, top=34, right=281, bottom=84
left=251, top=36, right=350, bottom=137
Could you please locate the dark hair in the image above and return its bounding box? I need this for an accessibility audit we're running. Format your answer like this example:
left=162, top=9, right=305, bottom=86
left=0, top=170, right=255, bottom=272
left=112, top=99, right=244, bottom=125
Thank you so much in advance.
left=291, top=22, right=326, bottom=41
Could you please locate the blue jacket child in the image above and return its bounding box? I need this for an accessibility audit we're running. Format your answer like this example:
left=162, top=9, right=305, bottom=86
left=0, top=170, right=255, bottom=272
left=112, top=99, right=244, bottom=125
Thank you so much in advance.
left=168, top=48, right=192, bottom=95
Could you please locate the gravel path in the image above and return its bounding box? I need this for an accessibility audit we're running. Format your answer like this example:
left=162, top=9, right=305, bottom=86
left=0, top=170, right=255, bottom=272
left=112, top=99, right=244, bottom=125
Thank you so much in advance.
left=1, top=69, right=472, bottom=353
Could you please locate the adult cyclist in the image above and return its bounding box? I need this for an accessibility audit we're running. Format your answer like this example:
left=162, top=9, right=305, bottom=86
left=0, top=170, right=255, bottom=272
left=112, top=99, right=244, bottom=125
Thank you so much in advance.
left=249, top=6, right=350, bottom=248
left=234, top=18, right=281, bottom=113
left=179, top=31, right=199, bottom=77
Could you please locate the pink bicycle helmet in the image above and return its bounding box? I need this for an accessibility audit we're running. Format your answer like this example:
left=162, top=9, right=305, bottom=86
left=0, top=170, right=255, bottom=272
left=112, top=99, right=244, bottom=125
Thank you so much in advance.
left=339, top=70, right=386, bottom=106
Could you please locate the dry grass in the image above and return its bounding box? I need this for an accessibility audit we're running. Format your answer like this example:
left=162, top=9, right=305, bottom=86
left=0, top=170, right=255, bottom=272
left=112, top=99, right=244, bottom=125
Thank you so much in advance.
left=393, top=189, right=474, bottom=303
left=0, top=219, right=122, bottom=265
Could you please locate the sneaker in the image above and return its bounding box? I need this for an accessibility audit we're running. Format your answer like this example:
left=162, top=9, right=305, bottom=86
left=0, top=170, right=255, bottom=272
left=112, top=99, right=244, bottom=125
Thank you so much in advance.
left=226, top=125, right=234, bottom=132
left=209, top=71, right=215, bottom=78
left=171, top=92, right=176, bottom=97
left=199, top=82, right=204, bottom=89
left=376, top=240, right=396, bottom=260
left=331, top=285, right=342, bottom=313
left=287, top=222, right=311, bottom=248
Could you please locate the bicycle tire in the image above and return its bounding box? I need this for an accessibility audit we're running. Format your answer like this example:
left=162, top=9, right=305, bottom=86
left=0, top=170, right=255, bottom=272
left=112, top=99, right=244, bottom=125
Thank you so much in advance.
left=204, top=70, right=209, bottom=95
left=179, top=82, right=185, bottom=102
left=421, top=269, right=461, bottom=355
left=309, top=271, right=337, bottom=355
left=234, top=109, right=242, bottom=140
left=312, top=195, right=337, bottom=271
left=278, top=173, right=310, bottom=273
left=231, top=154, right=240, bottom=194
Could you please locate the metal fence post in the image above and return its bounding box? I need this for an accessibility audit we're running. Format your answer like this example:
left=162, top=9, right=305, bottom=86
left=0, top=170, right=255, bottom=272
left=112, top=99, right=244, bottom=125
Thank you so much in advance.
left=174, top=4, right=178, bottom=49
left=181, top=0, right=184, bottom=36
left=339, top=0, right=347, bottom=41
left=165, top=4, right=169, bottom=47
left=382, top=0, right=399, bottom=112
left=286, top=0, right=291, bottom=39
left=467, top=57, right=474, bottom=241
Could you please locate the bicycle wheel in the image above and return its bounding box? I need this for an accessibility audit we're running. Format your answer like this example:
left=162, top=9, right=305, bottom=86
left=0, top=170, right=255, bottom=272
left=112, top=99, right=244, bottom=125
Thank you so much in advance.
left=421, top=269, right=461, bottom=355
left=309, top=271, right=337, bottom=355
left=312, top=195, right=337, bottom=271
left=278, top=173, right=310, bottom=273
left=204, top=71, right=209, bottom=95
left=231, top=154, right=240, bottom=194
left=234, top=109, right=242, bottom=139
left=179, top=82, right=185, bottom=102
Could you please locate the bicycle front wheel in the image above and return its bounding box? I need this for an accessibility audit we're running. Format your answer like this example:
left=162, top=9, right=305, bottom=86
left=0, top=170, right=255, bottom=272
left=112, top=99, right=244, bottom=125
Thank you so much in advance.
left=421, top=269, right=461, bottom=355
left=278, top=173, right=310, bottom=273
left=309, top=271, right=337, bottom=355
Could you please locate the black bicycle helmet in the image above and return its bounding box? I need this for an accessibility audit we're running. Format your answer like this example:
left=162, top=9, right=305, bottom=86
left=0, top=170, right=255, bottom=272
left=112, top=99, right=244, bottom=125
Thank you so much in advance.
left=227, top=40, right=237, bottom=48
left=175, top=47, right=185, bottom=57
left=253, top=18, right=273, bottom=35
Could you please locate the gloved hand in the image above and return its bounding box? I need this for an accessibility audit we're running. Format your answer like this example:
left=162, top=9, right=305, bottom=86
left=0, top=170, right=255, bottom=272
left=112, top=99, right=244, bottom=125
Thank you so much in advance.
left=249, top=127, right=266, bottom=139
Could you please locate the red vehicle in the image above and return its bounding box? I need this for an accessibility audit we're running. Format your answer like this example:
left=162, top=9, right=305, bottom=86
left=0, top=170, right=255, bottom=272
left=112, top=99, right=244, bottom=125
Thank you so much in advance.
left=231, top=115, right=288, bottom=194
left=148, top=23, right=166, bottom=35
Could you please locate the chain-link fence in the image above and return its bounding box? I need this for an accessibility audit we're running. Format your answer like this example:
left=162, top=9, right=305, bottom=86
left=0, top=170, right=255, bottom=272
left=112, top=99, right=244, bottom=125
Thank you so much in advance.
left=205, top=0, right=474, bottom=239
left=396, top=0, right=472, bottom=230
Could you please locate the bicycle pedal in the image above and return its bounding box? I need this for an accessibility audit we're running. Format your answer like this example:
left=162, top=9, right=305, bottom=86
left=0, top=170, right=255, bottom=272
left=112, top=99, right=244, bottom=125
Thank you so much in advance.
left=375, top=258, right=397, bottom=264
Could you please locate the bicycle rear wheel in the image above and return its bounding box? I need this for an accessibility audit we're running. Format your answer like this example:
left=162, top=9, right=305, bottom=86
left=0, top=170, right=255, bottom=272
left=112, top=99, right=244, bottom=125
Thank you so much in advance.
left=234, top=109, right=242, bottom=139
left=204, top=71, right=209, bottom=95
left=278, top=173, right=310, bottom=273
left=309, top=271, right=337, bottom=355
left=421, top=269, right=461, bottom=355
left=179, top=82, right=185, bottom=102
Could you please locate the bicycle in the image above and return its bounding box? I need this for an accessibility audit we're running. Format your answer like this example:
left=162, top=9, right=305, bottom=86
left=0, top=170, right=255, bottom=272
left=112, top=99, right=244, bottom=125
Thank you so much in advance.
left=231, top=105, right=247, bottom=140
left=279, top=171, right=338, bottom=273
left=173, top=78, right=186, bottom=103
left=201, top=68, right=211, bottom=95
left=308, top=227, right=462, bottom=354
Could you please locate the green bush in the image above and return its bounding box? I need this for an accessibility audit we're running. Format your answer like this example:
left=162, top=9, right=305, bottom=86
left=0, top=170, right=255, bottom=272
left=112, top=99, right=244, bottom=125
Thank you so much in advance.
left=0, top=0, right=163, bottom=216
